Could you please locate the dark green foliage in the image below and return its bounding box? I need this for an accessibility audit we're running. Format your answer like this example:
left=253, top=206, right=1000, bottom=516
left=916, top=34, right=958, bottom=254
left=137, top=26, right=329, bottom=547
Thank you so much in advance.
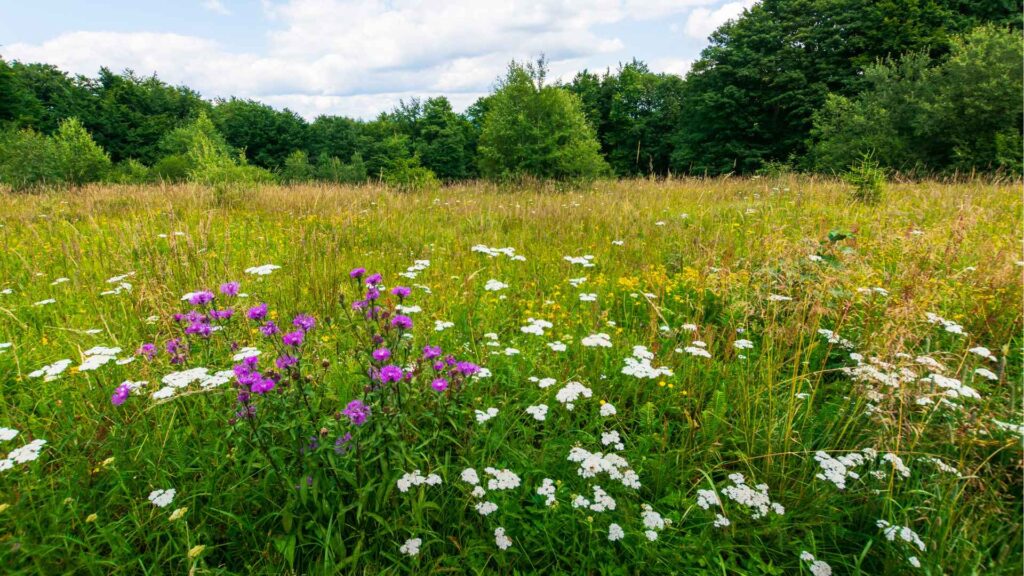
left=52, top=117, right=112, bottom=186
left=478, top=58, right=610, bottom=180
left=210, top=98, right=307, bottom=169
left=0, top=128, right=59, bottom=191
left=843, top=153, right=887, bottom=203
left=280, top=150, right=315, bottom=183
left=810, top=26, right=1023, bottom=175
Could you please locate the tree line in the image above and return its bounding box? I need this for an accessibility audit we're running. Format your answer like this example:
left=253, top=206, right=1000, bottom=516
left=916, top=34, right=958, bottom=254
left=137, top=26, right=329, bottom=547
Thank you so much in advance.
left=0, top=0, right=1019, bottom=190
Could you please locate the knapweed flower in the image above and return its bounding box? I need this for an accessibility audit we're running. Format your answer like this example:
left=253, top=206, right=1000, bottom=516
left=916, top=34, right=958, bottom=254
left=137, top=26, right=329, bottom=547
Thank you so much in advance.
left=219, top=282, right=240, bottom=296
left=423, top=345, right=442, bottom=359
left=349, top=267, right=366, bottom=280
left=260, top=321, right=280, bottom=336
left=251, top=376, right=276, bottom=394
left=454, top=361, right=480, bottom=377
left=391, top=315, right=413, bottom=330
left=210, top=308, right=234, bottom=321
left=366, top=273, right=383, bottom=285
left=391, top=286, right=411, bottom=299
left=342, top=399, right=370, bottom=426
left=275, top=355, right=297, bottom=370
left=372, top=348, right=391, bottom=362
left=188, top=291, right=215, bottom=306
left=137, top=343, right=157, bottom=360
left=247, top=303, right=268, bottom=320
left=378, top=365, right=404, bottom=383
left=282, top=331, right=305, bottom=347
left=293, top=314, right=316, bottom=332
left=111, top=383, right=131, bottom=406
left=430, top=378, right=449, bottom=392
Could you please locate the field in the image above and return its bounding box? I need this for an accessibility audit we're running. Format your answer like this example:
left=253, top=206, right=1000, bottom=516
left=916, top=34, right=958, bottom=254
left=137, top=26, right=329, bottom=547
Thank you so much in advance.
left=0, top=178, right=1020, bottom=575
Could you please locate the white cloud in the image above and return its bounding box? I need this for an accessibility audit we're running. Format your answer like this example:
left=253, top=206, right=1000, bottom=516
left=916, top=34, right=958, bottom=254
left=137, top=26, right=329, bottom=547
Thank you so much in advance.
left=650, top=58, right=694, bottom=77
left=4, top=0, right=735, bottom=118
left=202, top=0, right=231, bottom=15
left=684, top=0, right=756, bottom=39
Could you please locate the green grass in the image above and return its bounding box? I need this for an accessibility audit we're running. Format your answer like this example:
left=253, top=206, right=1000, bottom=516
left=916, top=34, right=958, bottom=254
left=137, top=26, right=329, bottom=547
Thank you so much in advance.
left=0, top=177, right=1020, bottom=575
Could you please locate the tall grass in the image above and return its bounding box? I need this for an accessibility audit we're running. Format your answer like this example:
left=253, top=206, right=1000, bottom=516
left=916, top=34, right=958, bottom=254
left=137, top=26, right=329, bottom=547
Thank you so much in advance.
left=0, top=177, right=1020, bottom=574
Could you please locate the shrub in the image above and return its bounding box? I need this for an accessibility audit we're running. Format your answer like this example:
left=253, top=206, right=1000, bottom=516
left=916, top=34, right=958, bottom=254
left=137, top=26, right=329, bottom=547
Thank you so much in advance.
left=52, top=117, right=111, bottom=186
left=843, top=153, right=886, bottom=204
left=382, top=155, right=439, bottom=191
left=280, top=150, right=314, bottom=184
left=107, top=159, right=151, bottom=184
left=0, top=128, right=59, bottom=191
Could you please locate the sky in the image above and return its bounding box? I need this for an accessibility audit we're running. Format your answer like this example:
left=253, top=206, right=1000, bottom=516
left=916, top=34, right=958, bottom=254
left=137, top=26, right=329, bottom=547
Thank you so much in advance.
left=1, top=0, right=756, bottom=120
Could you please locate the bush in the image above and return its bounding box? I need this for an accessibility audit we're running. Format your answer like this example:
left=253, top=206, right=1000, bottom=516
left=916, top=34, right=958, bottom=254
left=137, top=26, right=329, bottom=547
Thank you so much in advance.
left=280, top=150, right=314, bottom=184
left=151, top=155, right=192, bottom=183
left=107, top=159, right=151, bottom=184
left=382, top=155, right=439, bottom=191
left=843, top=153, right=886, bottom=204
left=0, top=128, right=59, bottom=191
left=52, top=117, right=111, bottom=186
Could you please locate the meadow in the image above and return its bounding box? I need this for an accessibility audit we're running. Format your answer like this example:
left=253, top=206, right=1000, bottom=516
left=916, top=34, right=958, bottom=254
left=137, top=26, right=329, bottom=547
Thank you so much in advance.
left=0, top=178, right=1020, bottom=575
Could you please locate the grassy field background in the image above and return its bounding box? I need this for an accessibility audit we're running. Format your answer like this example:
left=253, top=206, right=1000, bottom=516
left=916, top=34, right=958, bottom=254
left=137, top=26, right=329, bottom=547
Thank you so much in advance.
left=0, top=178, right=1020, bottom=574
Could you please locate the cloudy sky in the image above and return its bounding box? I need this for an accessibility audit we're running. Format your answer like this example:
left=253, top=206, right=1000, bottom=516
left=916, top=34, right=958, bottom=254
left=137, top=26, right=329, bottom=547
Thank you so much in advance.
left=1, top=0, right=755, bottom=119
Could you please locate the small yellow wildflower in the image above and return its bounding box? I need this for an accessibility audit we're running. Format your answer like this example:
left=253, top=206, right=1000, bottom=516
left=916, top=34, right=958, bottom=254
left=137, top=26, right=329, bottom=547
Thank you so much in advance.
left=169, top=507, right=188, bottom=522
left=188, top=545, right=206, bottom=559
left=86, top=513, right=98, bottom=523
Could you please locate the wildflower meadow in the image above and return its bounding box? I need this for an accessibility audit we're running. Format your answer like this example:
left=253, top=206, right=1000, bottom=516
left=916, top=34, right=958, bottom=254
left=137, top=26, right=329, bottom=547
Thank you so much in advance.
left=0, top=177, right=1020, bottom=574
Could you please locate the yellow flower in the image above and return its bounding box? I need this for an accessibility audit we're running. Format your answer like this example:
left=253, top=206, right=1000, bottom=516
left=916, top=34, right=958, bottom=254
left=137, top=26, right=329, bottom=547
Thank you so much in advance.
left=41, top=337, right=49, bottom=345
left=101, top=457, right=115, bottom=468
left=188, top=545, right=206, bottom=559
left=86, top=513, right=98, bottom=523
left=657, top=381, right=666, bottom=387
left=0, top=503, right=9, bottom=514
left=169, top=507, right=188, bottom=522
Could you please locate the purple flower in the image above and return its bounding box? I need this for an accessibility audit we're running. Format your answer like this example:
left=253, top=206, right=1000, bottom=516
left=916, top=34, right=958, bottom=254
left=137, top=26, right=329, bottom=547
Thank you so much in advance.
left=189, top=291, right=215, bottom=306
left=166, top=338, right=184, bottom=355
left=349, top=268, right=366, bottom=279
left=282, top=331, right=305, bottom=347
left=430, top=378, right=449, bottom=392
left=351, top=299, right=367, bottom=310
left=423, top=345, right=442, bottom=360
left=372, top=348, right=391, bottom=362
left=251, top=377, right=276, bottom=394
left=342, top=399, right=371, bottom=426
left=453, top=361, right=480, bottom=377
left=432, top=361, right=444, bottom=372
left=259, top=321, right=280, bottom=336
left=111, top=383, right=131, bottom=406
left=391, top=315, right=413, bottom=330
left=210, top=308, right=234, bottom=321
left=275, top=355, right=298, bottom=370
left=137, top=343, right=157, bottom=360
left=293, top=314, right=316, bottom=332
left=247, top=303, right=268, bottom=320
left=391, top=286, right=411, bottom=299
left=365, top=287, right=381, bottom=301
left=378, top=364, right=404, bottom=383
left=366, top=273, right=383, bottom=286
left=185, top=322, right=212, bottom=338
left=220, top=282, right=240, bottom=296
left=334, top=432, right=353, bottom=455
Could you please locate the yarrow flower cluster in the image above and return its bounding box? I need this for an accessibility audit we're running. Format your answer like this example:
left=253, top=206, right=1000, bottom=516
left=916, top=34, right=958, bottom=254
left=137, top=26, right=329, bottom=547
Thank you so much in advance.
left=148, top=488, right=176, bottom=508
left=567, top=446, right=640, bottom=489
left=720, top=473, right=785, bottom=519
left=621, top=345, right=673, bottom=379
left=555, top=381, right=593, bottom=410
left=396, top=470, right=443, bottom=493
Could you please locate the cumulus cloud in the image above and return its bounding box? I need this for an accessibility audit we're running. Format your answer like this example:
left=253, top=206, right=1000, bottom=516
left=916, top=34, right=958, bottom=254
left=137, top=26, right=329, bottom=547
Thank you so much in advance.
left=4, top=0, right=738, bottom=118
left=684, top=0, right=756, bottom=39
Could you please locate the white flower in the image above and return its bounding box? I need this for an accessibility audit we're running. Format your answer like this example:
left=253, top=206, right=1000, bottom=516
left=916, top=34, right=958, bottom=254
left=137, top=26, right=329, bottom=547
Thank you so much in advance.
left=555, top=382, right=593, bottom=410
left=50, top=277, right=70, bottom=285
left=563, top=255, right=595, bottom=267
left=696, top=489, right=721, bottom=509
left=807, top=254, right=823, bottom=262
left=601, top=430, right=624, bottom=451
left=581, top=333, right=612, bottom=348
left=33, top=299, right=57, bottom=307
left=881, top=453, right=911, bottom=478
left=877, top=520, right=926, bottom=552
left=734, top=339, right=754, bottom=350
left=814, top=450, right=869, bottom=489
left=484, top=279, right=508, bottom=291
left=28, top=359, right=72, bottom=381
left=475, top=501, right=498, bottom=516
left=483, top=467, right=521, bottom=491
left=151, top=387, right=176, bottom=400
left=974, top=367, right=998, bottom=381
left=245, top=264, right=280, bottom=276
left=968, top=346, right=996, bottom=361
left=608, top=523, right=625, bottom=541
left=713, top=514, right=731, bottom=528
left=767, top=294, right=792, bottom=302
left=434, top=320, right=454, bottom=331
left=396, top=470, right=443, bottom=493
left=622, top=346, right=673, bottom=379
left=800, top=552, right=832, bottom=576
left=908, top=556, right=921, bottom=568
left=494, top=527, right=512, bottom=550
left=232, top=347, right=261, bottom=362
left=525, top=404, right=548, bottom=421
left=568, top=277, right=587, bottom=287
left=684, top=346, right=711, bottom=358
left=530, top=376, right=557, bottom=389
left=396, top=304, right=421, bottom=314
left=475, top=407, right=499, bottom=423
left=148, top=488, right=176, bottom=508
left=399, top=537, right=421, bottom=557
left=612, top=239, right=625, bottom=246
left=472, top=245, right=523, bottom=260
left=547, top=341, right=567, bottom=352
left=925, top=312, right=965, bottom=335
left=521, top=317, right=553, bottom=335
left=720, top=473, right=784, bottom=519
left=579, top=293, right=597, bottom=302
left=537, top=478, right=556, bottom=506
left=600, top=403, right=617, bottom=417
left=681, top=323, right=698, bottom=332
left=0, top=428, right=18, bottom=442
left=460, top=468, right=480, bottom=485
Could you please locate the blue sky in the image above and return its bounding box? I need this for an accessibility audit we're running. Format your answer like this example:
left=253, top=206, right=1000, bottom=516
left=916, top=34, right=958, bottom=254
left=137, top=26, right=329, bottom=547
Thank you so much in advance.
left=2, top=0, right=755, bottom=119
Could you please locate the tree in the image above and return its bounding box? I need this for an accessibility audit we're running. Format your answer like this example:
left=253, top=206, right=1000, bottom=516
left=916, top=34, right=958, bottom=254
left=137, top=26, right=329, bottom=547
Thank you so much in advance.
left=809, top=26, right=1023, bottom=174
left=281, top=150, right=315, bottom=183
left=0, top=128, right=59, bottom=191
left=210, top=98, right=307, bottom=169
left=477, top=58, right=609, bottom=180
left=52, top=117, right=111, bottom=186
left=671, top=0, right=1019, bottom=174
